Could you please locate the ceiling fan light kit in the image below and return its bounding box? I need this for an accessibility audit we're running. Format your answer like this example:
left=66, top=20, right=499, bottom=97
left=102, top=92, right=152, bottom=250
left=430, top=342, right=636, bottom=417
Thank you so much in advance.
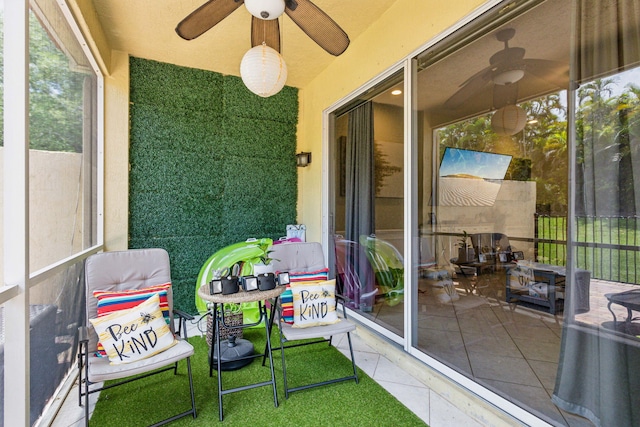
left=177, top=0, right=350, bottom=97
left=245, top=0, right=285, bottom=20
left=444, top=27, right=566, bottom=111
left=492, top=68, right=525, bottom=85
left=491, top=104, right=527, bottom=135
left=240, top=43, right=288, bottom=97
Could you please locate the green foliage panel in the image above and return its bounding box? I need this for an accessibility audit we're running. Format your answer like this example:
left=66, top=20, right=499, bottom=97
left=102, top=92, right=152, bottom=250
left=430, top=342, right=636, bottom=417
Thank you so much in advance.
left=130, top=149, right=226, bottom=193
left=129, top=57, right=225, bottom=115
left=128, top=188, right=223, bottom=238
left=128, top=58, right=298, bottom=313
left=220, top=155, right=297, bottom=238
left=222, top=75, right=298, bottom=123
left=221, top=116, right=298, bottom=159
left=129, top=104, right=223, bottom=155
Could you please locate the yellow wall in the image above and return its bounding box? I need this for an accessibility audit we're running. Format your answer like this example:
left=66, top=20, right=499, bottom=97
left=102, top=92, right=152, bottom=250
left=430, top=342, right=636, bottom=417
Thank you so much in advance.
left=103, top=51, right=130, bottom=250
left=296, top=0, right=486, bottom=243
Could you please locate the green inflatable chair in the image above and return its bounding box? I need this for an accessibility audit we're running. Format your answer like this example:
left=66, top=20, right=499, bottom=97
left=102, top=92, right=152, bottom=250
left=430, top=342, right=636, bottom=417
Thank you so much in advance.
left=195, top=238, right=273, bottom=327
left=359, top=234, right=404, bottom=306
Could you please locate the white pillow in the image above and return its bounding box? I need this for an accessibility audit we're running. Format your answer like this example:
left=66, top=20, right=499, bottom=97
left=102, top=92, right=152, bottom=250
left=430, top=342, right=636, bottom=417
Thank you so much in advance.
left=90, top=293, right=177, bottom=364
left=290, top=279, right=339, bottom=328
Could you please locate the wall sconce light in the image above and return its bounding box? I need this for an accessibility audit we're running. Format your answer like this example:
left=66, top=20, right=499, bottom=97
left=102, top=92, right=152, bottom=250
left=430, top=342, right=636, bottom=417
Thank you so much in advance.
left=296, top=152, right=312, bottom=167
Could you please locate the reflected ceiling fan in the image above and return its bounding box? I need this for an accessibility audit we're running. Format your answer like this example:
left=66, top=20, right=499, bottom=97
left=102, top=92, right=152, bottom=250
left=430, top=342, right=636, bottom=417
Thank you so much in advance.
left=444, top=28, right=567, bottom=110
left=176, top=0, right=350, bottom=56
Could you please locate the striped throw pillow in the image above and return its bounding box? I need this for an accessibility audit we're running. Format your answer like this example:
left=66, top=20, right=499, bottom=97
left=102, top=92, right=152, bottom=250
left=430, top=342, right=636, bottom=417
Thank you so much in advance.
left=289, top=268, right=329, bottom=282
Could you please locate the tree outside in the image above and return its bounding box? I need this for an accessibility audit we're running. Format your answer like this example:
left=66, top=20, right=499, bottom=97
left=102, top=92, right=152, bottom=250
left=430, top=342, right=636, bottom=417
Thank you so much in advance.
left=0, top=10, right=86, bottom=153
left=436, top=77, right=640, bottom=217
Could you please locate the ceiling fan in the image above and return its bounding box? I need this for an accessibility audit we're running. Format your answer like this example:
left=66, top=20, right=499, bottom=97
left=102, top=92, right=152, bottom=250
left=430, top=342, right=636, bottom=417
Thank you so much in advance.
left=176, top=0, right=350, bottom=56
left=444, top=28, right=567, bottom=110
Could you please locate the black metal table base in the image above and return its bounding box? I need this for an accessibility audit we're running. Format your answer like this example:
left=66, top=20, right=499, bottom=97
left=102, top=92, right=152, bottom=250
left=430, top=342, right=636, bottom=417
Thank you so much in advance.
left=209, top=299, right=279, bottom=421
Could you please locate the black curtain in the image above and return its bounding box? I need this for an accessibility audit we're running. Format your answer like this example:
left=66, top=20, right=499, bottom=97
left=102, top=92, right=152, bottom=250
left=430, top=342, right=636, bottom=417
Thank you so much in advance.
left=344, top=101, right=376, bottom=309
left=553, top=1, right=640, bottom=425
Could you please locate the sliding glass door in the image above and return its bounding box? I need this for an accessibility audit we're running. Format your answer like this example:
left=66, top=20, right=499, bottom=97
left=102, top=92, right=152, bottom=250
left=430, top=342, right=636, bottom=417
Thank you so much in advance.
left=411, top=0, right=640, bottom=425
left=331, top=70, right=406, bottom=338
left=329, top=0, right=640, bottom=425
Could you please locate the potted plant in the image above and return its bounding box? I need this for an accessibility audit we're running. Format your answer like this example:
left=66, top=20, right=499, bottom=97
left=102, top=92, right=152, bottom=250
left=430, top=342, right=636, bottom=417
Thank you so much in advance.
left=252, top=250, right=279, bottom=275
left=457, top=231, right=475, bottom=263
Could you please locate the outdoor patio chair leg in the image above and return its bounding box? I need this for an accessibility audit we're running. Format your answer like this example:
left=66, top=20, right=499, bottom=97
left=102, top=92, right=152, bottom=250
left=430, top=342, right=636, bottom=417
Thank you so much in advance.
left=77, top=356, right=82, bottom=407
left=83, top=369, right=90, bottom=426
left=280, top=330, right=290, bottom=399
left=346, top=332, right=359, bottom=384
left=186, top=356, right=197, bottom=419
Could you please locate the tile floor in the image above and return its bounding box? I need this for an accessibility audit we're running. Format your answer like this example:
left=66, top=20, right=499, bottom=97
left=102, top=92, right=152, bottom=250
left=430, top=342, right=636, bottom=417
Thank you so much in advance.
left=332, top=332, right=487, bottom=427
left=366, top=274, right=639, bottom=427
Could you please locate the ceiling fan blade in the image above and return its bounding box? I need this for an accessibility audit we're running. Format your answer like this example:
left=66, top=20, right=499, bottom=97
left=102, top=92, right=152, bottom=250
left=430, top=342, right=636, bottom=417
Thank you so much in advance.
left=493, top=83, right=519, bottom=109
left=251, top=16, right=281, bottom=52
left=176, top=0, right=244, bottom=40
left=522, top=59, right=569, bottom=89
left=444, top=68, right=493, bottom=109
left=285, top=0, right=349, bottom=56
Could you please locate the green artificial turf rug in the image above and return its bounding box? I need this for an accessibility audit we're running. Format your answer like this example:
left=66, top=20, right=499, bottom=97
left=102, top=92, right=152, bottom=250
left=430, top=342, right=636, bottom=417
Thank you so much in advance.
left=88, top=328, right=427, bottom=426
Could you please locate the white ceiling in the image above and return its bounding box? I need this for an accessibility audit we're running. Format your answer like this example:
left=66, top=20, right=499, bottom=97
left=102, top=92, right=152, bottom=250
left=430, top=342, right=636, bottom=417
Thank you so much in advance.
left=89, top=0, right=398, bottom=88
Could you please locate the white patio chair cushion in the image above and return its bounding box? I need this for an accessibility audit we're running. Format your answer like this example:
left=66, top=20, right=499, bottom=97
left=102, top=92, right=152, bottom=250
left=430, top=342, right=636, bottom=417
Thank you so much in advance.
left=269, top=242, right=326, bottom=272
left=87, top=338, right=194, bottom=383
left=280, top=318, right=356, bottom=341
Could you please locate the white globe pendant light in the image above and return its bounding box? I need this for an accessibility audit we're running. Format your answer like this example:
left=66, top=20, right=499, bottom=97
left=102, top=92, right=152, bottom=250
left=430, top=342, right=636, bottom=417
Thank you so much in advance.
left=491, top=104, right=527, bottom=135
left=240, top=44, right=288, bottom=97
left=245, top=0, right=285, bottom=20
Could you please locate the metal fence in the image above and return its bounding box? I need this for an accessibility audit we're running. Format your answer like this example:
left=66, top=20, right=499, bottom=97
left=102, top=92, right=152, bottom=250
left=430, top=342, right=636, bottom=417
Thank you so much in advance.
left=536, top=214, right=640, bottom=284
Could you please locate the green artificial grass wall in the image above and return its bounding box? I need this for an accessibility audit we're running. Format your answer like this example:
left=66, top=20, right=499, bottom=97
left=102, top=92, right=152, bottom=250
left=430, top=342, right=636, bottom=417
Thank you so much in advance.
left=128, top=57, right=298, bottom=313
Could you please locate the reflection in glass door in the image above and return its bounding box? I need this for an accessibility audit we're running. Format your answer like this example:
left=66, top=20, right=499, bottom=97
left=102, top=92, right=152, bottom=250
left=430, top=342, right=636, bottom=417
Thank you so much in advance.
left=331, top=71, right=405, bottom=337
